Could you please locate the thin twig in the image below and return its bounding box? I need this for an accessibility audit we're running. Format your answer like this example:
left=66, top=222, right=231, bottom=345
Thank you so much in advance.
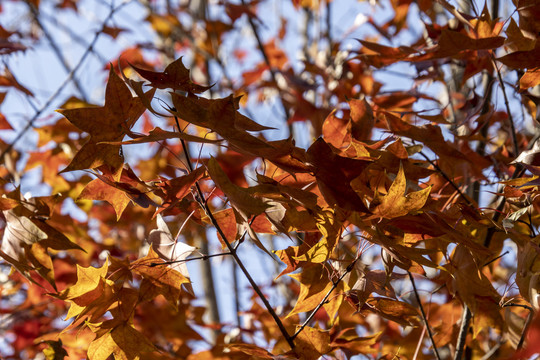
left=174, top=117, right=295, bottom=349
left=149, top=251, right=232, bottom=267
left=26, top=1, right=88, bottom=100
left=483, top=250, right=509, bottom=267
left=240, top=0, right=292, bottom=134
left=491, top=55, right=519, bottom=157
left=408, top=271, right=442, bottom=360
left=502, top=303, right=534, bottom=350
left=0, top=1, right=130, bottom=161
left=454, top=304, right=472, bottom=360
left=419, top=151, right=474, bottom=207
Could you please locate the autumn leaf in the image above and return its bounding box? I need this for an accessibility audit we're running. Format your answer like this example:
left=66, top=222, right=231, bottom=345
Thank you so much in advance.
left=206, top=157, right=269, bottom=220
left=1, top=209, right=83, bottom=289
left=131, top=246, right=189, bottom=307
left=147, top=214, right=197, bottom=282
left=371, top=164, right=431, bottom=219
left=131, top=57, right=211, bottom=94
left=78, top=166, right=155, bottom=219
left=306, top=138, right=371, bottom=213
left=171, top=93, right=276, bottom=157
left=58, top=68, right=153, bottom=174
left=287, top=264, right=333, bottom=317
left=293, top=326, right=332, bottom=360
left=87, top=323, right=155, bottom=360
left=57, top=262, right=108, bottom=302
left=362, top=297, right=421, bottom=327
left=294, top=209, right=342, bottom=263
left=78, top=178, right=131, bottom=220
left=102, top=126, right=223, bottom=145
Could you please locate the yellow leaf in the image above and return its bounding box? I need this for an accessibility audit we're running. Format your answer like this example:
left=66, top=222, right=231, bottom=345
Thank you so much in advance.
left=88, top=331, right=116, bottom=360
left=373, top=163, right=431, bottom=219
left=294, top=326, right=332, bottom=360
left=294, top=210, right=341, bottom=263
left=58, top=262, right=108, bottom=301
left=88, top=323, right=156, bottom=360
left=287, top=265, right=332, bottom=317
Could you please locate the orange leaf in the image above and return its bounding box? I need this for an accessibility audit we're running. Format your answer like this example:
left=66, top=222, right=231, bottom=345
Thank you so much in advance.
left=206, top=157, right=269, bottom=220
left=131, top=247, right=189, bottom=307
left=520, top=68, right=540, bottom=90
left=78, top=178, right=130, bottom=220
left=57, top=262, right=108, bottom=301
left=306, top=138, right=371, bottom=213
left=87, top=323, right=155, bottom=360
left=349, top=98, right=374, bottom=141
left=287, top=265, right=332, bottom=317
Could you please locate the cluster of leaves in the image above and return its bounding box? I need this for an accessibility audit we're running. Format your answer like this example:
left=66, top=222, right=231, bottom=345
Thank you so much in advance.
left=2, top=0, right=540, bottom=359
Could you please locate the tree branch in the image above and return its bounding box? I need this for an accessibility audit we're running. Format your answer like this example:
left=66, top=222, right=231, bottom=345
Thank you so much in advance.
left=26, top=1, right=88, bottom=101
left=174, top=117, right=295, bottom=350
left=0, top=1, right=129, bottom=161
left=240, top=0, right=292, bottom=135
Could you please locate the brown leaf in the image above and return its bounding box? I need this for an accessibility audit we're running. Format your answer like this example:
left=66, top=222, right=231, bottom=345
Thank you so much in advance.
left=362, top=297, right=421, bottom=327
left=206, top=157, right=269, bottom=220
left=306, top=138, right=371, bottom=213
left=58, top=68, right=152, bottom=173
left=131, top=57, right=210, bottom=94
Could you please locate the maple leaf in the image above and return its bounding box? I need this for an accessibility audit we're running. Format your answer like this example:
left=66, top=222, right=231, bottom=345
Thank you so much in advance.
left=131, top=246, right=190, bottom=307
left=206, top=157, right=275, bottom=255
left=293, top=326, right=332, bottom=360
left=54, top=262, right=122, bottom=332
left=1, top=209, right=83, bottom=289
left=306, top=138, right=371, bottom=213
left=78, top=166, right=155, bottom=219
left=206, top=157, right=269, bottom=221
left=102, top=126, right=222, bottom=145
left=147, top=214, right=197, bottom=281
left=371, top=164, right=431, bottom=219
left=294, top=209, right=342, bottom=263
left=361, top=297, right=421, bottom=327
left=170, top=93, right=276, bottom=156
left=131, top=57, right=211, bottom=94
left=58, top=68, right=153, bottom=174
left=287, top=264, right=333, bottom=317
left=57, top=262, right=108, bottom=302
left=87, top=323, right=156, bottom=360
